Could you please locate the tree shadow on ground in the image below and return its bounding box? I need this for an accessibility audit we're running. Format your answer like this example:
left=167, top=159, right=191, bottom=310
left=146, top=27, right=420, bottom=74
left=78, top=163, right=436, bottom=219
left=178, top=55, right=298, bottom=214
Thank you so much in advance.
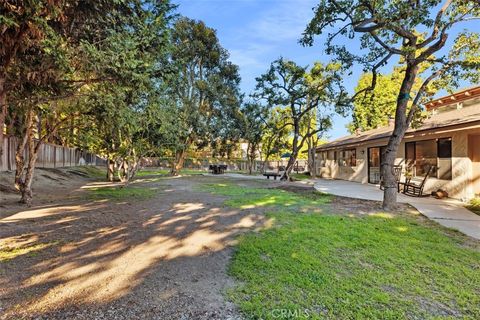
left=0, top=176, right=268, bottom=319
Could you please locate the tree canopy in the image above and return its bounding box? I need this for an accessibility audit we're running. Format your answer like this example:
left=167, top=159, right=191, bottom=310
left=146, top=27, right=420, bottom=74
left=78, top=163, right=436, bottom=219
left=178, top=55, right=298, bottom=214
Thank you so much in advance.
left=166, top=17, right=242, bottom=175
left=302, top=0, right=480, bottom=209
left=0, top=1, right=244, bottom=204
left=348, top=66, right=428, bottom=133
left=253, top=58, right=343, bottom=180
left=2, top=0, right=479, bottom=206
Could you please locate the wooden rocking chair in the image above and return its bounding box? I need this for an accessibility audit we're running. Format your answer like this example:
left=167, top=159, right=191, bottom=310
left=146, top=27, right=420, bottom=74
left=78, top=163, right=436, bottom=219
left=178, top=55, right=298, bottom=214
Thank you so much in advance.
left=401, top=165, right=434, bottom=197
left=379, top=165, right=403, bottom=191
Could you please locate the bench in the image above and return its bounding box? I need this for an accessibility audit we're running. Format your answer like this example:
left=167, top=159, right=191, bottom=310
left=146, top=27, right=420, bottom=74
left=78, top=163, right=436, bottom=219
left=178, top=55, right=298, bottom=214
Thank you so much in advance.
left=263, top=172, right=281, bottom=180
left=293, top=165, right=305, bottom=173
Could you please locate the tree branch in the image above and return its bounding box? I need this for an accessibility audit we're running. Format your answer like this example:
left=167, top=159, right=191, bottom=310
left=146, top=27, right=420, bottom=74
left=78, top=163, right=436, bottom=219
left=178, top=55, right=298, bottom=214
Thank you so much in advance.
left=349, top=51, right=393, bottom=103
left=370, top=32, right=404, bottom=55
left=406, top=66, right=447, bottom=125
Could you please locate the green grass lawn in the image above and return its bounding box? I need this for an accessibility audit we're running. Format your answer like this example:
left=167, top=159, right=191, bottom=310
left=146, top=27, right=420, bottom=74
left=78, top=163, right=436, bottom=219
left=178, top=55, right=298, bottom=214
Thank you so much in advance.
left=203, top=183, right=480, bottom=319
left=466, top=197, right=480, bottom=215
left=88, top=186, right=158, bottom=200
left=136, top=168, right=205, bottom=176
left=201, top=183, right=330, bottom=210
left=136, top=169, right=170, bottom=176
left=290, top=173, right=312, bottom=180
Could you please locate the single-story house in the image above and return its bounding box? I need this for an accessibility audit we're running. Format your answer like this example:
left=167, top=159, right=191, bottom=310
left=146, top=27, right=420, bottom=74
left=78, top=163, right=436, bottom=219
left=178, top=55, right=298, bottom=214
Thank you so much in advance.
left=314, top=86, right=480, bottom=201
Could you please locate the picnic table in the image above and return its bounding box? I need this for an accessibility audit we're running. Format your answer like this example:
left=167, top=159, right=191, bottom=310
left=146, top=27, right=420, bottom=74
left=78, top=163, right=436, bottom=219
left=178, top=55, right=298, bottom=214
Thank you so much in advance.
left=209, top=164, right=227, bottom=174
left=263, top=172, right=281, bottom=180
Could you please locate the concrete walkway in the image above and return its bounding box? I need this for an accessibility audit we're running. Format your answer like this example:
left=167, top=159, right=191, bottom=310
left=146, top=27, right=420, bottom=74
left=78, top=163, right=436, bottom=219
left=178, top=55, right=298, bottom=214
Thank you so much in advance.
left=313, top=179, right=480, bottom=240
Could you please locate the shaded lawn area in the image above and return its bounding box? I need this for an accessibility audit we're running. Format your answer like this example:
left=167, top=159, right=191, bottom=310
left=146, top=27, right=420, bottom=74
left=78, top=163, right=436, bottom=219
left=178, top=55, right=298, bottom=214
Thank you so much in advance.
left=203, top=182, right=480, bottom=319
left=136, top=168, right=206, bottom=177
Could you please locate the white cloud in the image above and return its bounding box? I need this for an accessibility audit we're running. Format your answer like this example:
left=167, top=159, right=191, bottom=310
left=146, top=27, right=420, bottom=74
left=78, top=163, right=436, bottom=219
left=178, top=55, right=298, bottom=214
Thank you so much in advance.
left=245, top=0, right=316, bottom=43
left=225, top=0, right=318, bottom=91
left=175, top=0, right=319, bottom=92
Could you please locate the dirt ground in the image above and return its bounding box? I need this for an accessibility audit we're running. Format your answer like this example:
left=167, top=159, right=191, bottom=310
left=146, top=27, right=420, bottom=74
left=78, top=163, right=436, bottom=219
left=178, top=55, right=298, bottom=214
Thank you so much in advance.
left=1, top=170, right=282, bottom=320
left=0, top=169, right=417, bottom=320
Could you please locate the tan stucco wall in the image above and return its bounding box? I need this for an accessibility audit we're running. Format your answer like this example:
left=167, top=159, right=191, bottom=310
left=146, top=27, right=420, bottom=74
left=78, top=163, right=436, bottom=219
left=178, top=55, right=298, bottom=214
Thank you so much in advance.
left=315, top=125, right=480, bottom=200
left=316, top=146, right=368, bottom=183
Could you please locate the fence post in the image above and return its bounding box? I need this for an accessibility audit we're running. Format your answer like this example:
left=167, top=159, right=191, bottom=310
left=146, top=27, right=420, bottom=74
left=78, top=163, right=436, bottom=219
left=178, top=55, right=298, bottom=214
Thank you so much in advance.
left=7, top=136, right=12, bottom=171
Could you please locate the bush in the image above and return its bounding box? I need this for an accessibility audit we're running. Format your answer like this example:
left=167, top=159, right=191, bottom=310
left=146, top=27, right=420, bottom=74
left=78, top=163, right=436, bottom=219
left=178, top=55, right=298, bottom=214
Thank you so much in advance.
left=466, top=197, right=480, bottom=215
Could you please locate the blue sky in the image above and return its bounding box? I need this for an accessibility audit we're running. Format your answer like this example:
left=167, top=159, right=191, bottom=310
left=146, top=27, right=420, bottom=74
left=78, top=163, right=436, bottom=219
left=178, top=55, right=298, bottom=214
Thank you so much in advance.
left=173, top=0, right=353, bottom=139
left=173, top=0, right=479, bottom=140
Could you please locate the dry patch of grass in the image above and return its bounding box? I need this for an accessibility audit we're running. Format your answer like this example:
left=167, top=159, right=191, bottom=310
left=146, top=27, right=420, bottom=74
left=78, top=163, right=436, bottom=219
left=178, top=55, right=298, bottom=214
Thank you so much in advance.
left=0, top=242, right=58, bottom=262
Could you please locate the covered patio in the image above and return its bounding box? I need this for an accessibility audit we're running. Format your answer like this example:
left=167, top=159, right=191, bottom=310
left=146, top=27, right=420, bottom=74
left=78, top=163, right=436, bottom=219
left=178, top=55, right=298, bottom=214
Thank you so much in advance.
left=314, top=179, right=480, bottom=240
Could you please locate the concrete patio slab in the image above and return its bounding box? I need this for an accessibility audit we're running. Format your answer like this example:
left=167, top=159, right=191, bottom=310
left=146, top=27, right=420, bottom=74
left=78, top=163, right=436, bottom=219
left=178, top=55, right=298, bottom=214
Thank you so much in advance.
left=313, top=179, right=480, bottom=240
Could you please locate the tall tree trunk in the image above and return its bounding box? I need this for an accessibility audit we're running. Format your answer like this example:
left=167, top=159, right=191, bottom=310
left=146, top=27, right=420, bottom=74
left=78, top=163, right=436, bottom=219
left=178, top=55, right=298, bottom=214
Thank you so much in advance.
left=246, top=142, right=256, bottom=175
left=170, top=137, right=193, bottom=176
left=107, top=158, right=115, bottom=182
left=282, top=154, right=298, bottom=181
left=20, top=127, right=38, bottom=205
left=118, top=159, right=128, bottom=183
left=14, top=111, right=33, bottom=190
left=308, top=141, right=317, bottom=179
left=14, top=109, right=37, bottom=205
left=117, top=152, right=139, bottom=186
left=14, top=137, right=28, bottom=192
left=382, top=64, right=419, bottom=210
left=261, top=134, right=276, bottom=173
left=0, top=75, right=6, bottom=165
left=246, top=143, right=252, bottom=175
left=171, top=148, right=187, bottom=176
left=128, top=157, right=139, bottom=181
left=281, top=123, right=299, bottom=181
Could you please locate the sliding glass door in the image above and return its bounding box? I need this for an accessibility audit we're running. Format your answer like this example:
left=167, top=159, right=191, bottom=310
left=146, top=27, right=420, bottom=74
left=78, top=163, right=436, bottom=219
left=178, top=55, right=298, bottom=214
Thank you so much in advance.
left=368, top=146, right=386, bottom=184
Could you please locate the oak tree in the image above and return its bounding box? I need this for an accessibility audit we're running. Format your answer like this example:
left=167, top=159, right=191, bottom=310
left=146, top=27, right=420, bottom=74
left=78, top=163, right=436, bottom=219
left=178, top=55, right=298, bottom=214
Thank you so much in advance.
left=302, top=0, right=480, bottom=209
left=254, top=58, right=343, bottom=180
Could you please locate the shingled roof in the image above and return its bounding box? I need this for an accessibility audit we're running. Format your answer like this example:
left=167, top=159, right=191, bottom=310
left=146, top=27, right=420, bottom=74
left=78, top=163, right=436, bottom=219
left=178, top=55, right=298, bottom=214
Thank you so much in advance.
left=316, top=95, right=480, bottom=151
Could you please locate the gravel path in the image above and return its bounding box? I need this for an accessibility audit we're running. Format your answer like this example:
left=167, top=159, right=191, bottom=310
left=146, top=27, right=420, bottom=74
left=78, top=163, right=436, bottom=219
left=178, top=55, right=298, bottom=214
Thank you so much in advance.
left=0, top=174, right=269, bottom=319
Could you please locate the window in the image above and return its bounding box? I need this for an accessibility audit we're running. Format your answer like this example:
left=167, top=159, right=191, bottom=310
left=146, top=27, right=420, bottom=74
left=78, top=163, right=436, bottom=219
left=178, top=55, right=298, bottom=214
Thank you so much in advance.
left=404, top=138, right=452, bottom=179
left=317, top=151, right=327, bottom=167
left=369, top=148, right=381, bottom=168
left=438, top=138, right=452, bottom=180
left=415, top=139, right=437, bottom=176
left=349, top=149, right=357, bottom=166
left=338, top=149, right=357, bottom=167
left=368, top=147, right=385, bottom=184
left=405, top=142, right=415, bottom=163
left=438, top=138, right=452, bottom=157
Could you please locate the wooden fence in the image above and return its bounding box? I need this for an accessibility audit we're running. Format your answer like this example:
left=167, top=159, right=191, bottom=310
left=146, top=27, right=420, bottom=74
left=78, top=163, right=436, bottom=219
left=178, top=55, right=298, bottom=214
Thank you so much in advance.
left=0, top=136, right=106, bottom=172
left=140, top=157, right=308, bottom=173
